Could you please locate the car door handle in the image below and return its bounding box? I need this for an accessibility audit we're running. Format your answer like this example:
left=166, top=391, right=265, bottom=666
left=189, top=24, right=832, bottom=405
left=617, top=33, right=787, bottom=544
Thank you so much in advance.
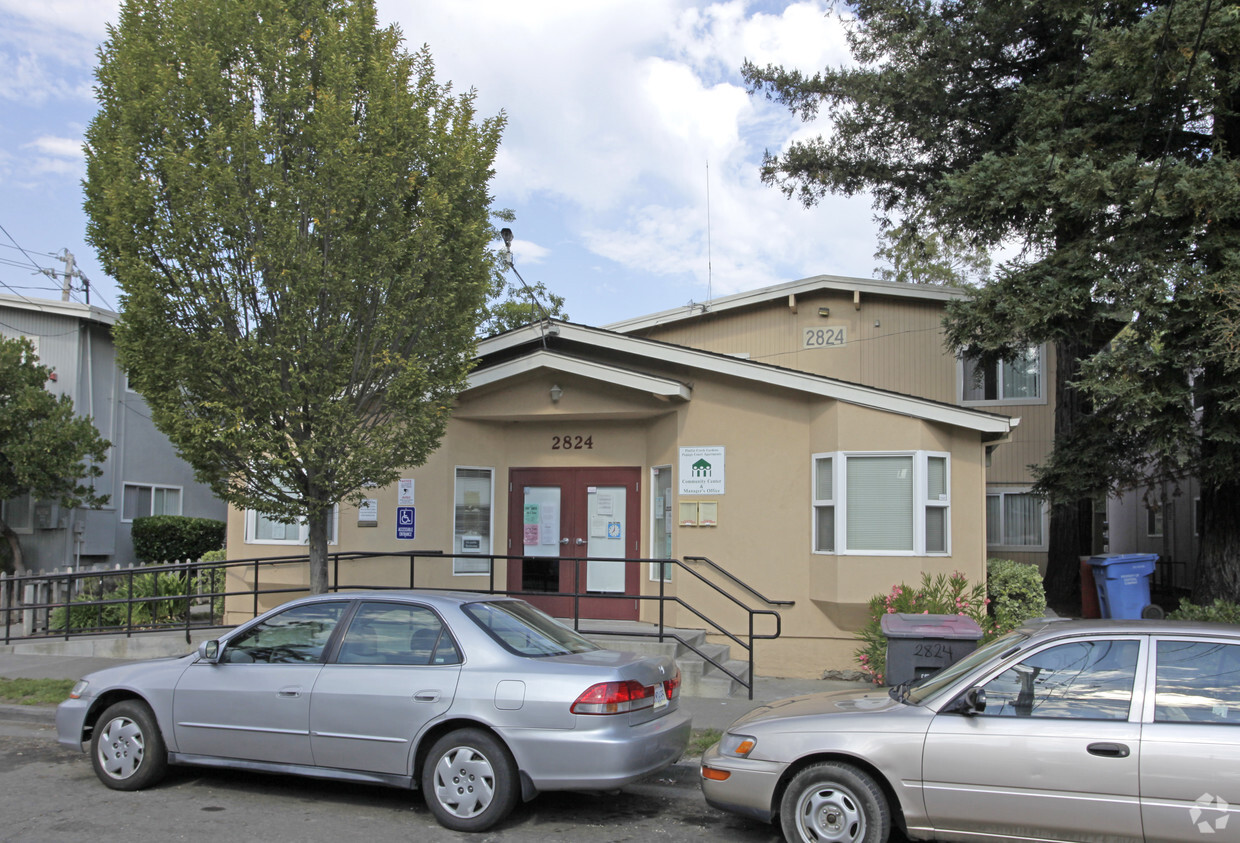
left=1087, top=742, right=1130, bottom=758
left=277, top=686, right=302, bottom=698
left=414, top=691, right=441, bottom=703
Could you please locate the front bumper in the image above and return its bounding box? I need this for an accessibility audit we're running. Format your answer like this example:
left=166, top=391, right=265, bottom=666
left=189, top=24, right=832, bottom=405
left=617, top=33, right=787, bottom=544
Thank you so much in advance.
left=55, top=697, right=90, bottom=752
left=699, top=740, right=786, bottom=823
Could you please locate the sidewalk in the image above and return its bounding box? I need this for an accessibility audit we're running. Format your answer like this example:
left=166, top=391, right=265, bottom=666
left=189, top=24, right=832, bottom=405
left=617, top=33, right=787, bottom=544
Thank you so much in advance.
left=0, top=648, right=869, bottom=732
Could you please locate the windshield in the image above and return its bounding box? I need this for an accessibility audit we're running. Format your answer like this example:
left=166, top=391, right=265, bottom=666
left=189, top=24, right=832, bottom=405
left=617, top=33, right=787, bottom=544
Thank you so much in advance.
left=462, top=600, right=600, bottom=658
left=902, top=630, right=1029, bottom=705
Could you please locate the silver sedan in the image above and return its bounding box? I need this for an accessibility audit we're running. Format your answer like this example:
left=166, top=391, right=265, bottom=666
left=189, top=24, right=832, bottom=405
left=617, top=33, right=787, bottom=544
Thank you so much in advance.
left=57, top=590, right=690, bottom=832
left=701, top=618, right=1240, bottom=842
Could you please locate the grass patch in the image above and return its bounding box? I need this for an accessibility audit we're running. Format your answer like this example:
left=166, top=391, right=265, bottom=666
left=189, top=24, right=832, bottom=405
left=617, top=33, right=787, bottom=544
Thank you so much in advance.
left=686, top=727, right=722, bottom=757
left=0, top=677, right=76, bottom=706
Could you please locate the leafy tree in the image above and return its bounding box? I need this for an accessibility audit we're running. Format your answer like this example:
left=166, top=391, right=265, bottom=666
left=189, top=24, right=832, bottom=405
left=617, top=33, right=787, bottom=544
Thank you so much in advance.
left=481, top=275, right=568, bottom=336
left=0, top=337, right=110, bottom=573
left=85, top=0, right=504, bottom=593
left=873, top=220, right=990, bottom=287
left=744, top=0, right=1240, bottom=606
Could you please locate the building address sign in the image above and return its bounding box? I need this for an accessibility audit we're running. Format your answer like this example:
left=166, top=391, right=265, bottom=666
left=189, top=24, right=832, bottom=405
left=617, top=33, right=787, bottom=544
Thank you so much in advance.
left=552, top=435, right=594, bottom=450
left=803, top=326, right=847, bottom=349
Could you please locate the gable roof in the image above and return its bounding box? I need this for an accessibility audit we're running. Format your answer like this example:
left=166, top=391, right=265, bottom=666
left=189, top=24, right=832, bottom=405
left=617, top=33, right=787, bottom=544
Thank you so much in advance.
left=603, top=273, right=965, bottom=334
left=473, top=320, right=1014, bottom=438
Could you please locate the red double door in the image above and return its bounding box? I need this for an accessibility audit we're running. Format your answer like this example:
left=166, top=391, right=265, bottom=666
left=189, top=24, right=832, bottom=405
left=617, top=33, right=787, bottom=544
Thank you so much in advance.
left=507, top=467, right=641, bottom=621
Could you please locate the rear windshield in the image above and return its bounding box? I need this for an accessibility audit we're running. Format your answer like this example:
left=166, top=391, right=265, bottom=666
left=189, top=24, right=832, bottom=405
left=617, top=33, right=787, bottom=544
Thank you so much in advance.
left=463, top=600, right=600, bottom=658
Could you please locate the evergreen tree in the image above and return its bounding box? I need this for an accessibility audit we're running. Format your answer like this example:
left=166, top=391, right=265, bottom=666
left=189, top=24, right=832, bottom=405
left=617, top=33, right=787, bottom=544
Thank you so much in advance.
left=85, top=0, right=505, bottom=593
left=744, top=0, right=1240, bottom=606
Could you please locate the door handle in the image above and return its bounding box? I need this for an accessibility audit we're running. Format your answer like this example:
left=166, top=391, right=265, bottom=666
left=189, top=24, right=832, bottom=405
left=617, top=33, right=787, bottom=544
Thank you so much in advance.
left=1087, top=742, right=1130, bottom=758
left=575, top=538, right=587, bottom=546
left=277, top=686, right=302, bottom=698
left=560, top=537, right=569, bottom=544
left=414, top=691, right=442, bottom=703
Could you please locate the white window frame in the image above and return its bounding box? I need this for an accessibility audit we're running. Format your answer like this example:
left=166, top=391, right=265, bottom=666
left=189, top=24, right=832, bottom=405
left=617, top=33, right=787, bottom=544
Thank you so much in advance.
left=649, top=465, right=674, bottom=582
left=812, top=451, right=950, bottom=556
left=986, top=487, right=1048, bottom=551
left=452, top=466, right=494, bottom=576
left=812, top=454, right=835, bottom=553
left=244, top=506, right=338, bottom=546
left=1146, top=505, right=1164, bottom=538
left=958, top=345, right=1046, bottom=406
left=121, top=482, right=184, bottom=522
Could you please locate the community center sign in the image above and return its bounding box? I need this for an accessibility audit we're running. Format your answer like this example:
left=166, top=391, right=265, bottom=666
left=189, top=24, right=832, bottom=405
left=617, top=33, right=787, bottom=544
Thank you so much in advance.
left=679, top=446, right=725, bottom=495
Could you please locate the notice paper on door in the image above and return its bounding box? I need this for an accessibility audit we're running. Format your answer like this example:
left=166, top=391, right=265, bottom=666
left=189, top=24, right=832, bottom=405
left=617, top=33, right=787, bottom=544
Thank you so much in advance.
left=591, top=516, right=608, bottom=538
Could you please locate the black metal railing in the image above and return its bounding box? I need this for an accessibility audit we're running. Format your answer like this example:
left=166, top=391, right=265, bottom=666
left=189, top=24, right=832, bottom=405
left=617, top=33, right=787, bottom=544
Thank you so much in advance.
left=1, top=551, right=786, bottom=698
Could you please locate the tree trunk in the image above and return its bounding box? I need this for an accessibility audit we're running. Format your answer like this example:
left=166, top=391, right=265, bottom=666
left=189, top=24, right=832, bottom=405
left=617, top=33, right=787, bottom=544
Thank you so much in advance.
left=307, top=509, right=330, bottom=595
left=1194, top=481, right=1240, bottom=603
left=1042, top=335, right=1095, bottom=612
left=0, top=519, right=24, bottom=575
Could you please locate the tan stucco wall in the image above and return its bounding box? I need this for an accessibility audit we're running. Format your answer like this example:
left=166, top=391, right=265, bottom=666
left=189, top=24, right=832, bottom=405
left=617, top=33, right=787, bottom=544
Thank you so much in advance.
left=225, top=361, right=994, bottom=678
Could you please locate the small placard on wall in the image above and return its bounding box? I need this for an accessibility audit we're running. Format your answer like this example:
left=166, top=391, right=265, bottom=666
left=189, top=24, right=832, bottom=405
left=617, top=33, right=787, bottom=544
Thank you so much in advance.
left=679, top=501, right=699, bottom=526
left=698, top=501, right=718, bottom=527
left=357, top=499, right=378, bottom=526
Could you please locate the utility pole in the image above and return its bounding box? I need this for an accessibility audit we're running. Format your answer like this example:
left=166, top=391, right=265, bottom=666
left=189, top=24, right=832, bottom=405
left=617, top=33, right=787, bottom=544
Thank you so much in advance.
left=55, top=249, right=87, bottom=304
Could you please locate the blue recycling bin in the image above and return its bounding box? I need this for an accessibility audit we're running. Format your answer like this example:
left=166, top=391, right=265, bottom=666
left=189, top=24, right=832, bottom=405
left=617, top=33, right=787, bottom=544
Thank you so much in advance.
left=1088, top=554, right=1159, bottom=619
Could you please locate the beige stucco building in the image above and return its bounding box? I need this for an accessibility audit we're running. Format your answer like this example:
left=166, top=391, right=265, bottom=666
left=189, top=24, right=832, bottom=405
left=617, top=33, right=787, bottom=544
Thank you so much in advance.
left=225, top=276, right=1038, bottom=678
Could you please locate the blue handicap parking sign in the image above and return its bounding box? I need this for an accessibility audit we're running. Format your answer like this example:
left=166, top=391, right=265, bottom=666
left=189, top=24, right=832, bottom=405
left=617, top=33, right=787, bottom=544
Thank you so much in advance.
left=396, top=506, right=415, bottom=539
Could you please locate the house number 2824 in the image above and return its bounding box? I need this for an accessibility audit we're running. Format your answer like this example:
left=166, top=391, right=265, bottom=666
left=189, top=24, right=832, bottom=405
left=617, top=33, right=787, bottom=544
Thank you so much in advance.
left=552, top=435, right=593, bottom=450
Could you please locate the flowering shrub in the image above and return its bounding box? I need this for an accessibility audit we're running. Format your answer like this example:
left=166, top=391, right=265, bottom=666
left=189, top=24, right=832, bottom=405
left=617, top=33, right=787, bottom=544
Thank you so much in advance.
left=853, top=571, right=987, bottom=685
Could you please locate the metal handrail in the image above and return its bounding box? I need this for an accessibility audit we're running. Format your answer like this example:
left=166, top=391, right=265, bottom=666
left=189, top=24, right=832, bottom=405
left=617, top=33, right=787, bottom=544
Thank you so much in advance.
left=1, top=551, right=786, bottom=698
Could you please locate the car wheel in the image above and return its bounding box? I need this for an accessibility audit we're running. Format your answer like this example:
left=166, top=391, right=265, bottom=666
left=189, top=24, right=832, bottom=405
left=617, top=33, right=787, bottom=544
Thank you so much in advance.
left=779, top=761, right=890, bottom=843
left=422, top=728, right=519, bottom=832
left=90, top=700, right=168, bottom=791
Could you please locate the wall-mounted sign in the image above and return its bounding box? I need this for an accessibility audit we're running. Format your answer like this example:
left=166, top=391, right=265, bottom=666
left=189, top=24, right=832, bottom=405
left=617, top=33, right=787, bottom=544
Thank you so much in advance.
left=679, top=446, right=725, bottom=496
left=396, top=506, right=415, bottom=540
left=803, top=326, right=847, bottom=349
left=358, top=499, right=378, bottom=524
left=398, top=479, right=415, bottom=507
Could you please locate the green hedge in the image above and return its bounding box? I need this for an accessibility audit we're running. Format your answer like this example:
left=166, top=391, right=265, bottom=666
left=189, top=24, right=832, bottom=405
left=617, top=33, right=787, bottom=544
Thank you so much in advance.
left=986, top=558, right=1048, bottom=632
left=1168, top=598, right=1240, bottom=623
left=131, top=515, right=225, bottom=563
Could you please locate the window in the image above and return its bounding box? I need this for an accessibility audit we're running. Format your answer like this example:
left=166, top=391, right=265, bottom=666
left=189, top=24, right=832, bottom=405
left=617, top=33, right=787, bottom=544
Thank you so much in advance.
left=979, top=639, right=1139, bottom=720
left=1147, top=505, right=1164, bottom=538
left=245, top=507, right=337, bottom=545
left=1, top=493, right=33, bottom=532
left=650, top=465, right=674, bottom=581
left=221, top=601, right=347, bottom=663
left=453, top=467, right=493, bottom=575
left=813, top=456, right=835, bottom=552
left=961, top=346, right=1043, bottom=404
left=987, top=489, right=1046, bottom=549
left=1154, top=639, right=1240, bottom=724
left=813, top=451, right=949, bottom=555
left=122, top=483, right=182, bottom=521
left=336, top=602, right=461, bottom=666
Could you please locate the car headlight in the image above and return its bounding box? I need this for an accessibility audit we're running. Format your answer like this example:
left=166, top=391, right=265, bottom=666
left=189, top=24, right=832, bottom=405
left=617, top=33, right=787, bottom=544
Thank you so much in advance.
left=719, top=732, right=757, bottom=758
left=68, top=680, right=91, bottom=700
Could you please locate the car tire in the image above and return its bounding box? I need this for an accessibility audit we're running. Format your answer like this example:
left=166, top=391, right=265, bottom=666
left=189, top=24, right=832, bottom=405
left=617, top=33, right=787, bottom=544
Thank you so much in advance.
left=90, top=699, right=168, bottom=791
left=779, top=761, right=890, bottom=843
left=422, top=728, right=519, bottom=832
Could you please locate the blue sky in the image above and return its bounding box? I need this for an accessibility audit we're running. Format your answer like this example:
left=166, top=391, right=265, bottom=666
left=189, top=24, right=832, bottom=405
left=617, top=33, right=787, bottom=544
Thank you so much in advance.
left=0, top=0, right=880, bottom=327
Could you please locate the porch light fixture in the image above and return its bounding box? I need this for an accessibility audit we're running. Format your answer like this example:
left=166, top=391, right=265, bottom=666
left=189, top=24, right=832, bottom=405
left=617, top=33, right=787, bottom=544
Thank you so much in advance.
left=818, top=307, right=830, bottom=317
left=550, top=384, right=563, bottom=404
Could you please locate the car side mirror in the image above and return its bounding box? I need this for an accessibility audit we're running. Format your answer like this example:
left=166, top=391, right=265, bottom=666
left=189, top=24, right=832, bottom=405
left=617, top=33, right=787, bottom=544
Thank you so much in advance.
left=198, top=640, right=221, bottom=663
left=945, top=686, right=986, bottom=716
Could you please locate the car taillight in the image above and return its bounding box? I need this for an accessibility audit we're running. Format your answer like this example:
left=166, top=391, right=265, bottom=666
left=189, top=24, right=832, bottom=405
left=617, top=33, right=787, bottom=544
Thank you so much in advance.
left=571, top=680, right=655, bottom=715
left=664, top=668, right=681, bottom=700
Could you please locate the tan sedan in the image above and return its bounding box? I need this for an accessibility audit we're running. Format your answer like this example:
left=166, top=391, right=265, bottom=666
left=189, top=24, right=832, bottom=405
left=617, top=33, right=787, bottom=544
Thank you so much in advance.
left=701, top=618, right=1239, bottom=842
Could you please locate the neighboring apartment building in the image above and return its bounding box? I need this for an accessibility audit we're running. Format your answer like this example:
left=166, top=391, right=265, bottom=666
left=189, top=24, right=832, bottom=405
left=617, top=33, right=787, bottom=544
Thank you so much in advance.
left=224, top=285, right=1016, bottom=676
left=0, top=294, right=226, bottom=574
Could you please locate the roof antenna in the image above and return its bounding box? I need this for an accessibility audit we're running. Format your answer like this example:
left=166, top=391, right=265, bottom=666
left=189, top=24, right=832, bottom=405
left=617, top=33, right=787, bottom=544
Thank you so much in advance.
left=705, top=159, right=713, bottom=307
